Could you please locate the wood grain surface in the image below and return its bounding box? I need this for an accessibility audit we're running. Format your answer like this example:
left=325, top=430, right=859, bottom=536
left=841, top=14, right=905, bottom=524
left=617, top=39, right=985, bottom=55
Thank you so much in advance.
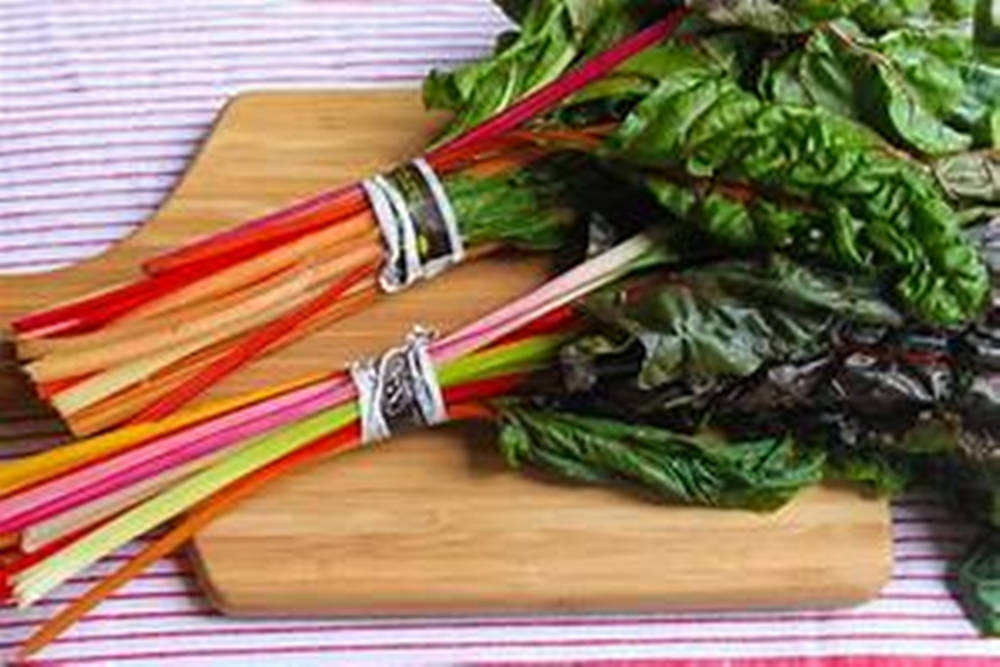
left=0, top=90, right=892, bottom=616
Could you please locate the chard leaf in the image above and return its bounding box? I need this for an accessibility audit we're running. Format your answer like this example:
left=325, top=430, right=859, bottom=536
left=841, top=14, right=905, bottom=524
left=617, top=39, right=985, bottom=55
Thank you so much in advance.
left=864, top=56, right=973, bottom=154
left=952, top=61, right=1000, bottom=146
left=958, top=532, right=1000, bottom=636
left=934, top=0, right=976, bottom=20
left=605, top=52, right=989, bottom=324
left=497, top=406, right=824, bottom=509
left=425, top=0, right=659, bottom=142
left=851, top=0, right=934, bottom=33
left=576, top=256, right=900, bottom=390
left=934, top=150, right=1000, bottom=202
left=975, top=0, right=1000, bottom=55
left=686, top=0, right=864, bottom=33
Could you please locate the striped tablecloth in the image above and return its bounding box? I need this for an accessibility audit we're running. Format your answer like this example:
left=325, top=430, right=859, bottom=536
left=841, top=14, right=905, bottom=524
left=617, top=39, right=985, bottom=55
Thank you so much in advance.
left=2, top=1, right=999, bottom=664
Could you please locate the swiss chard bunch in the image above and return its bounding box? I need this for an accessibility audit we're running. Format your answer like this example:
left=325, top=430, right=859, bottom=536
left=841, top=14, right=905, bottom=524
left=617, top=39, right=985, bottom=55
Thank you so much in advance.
left=430, top=0, right=997, bottom=325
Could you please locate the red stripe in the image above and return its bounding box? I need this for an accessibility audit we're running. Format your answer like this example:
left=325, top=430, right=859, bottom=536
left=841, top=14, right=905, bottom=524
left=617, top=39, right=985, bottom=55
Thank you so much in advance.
left=10, top=634, right=993, bottom=662
left=0, top=608, right=973, bottom=633
left=3, top=610, right=976, bottom=635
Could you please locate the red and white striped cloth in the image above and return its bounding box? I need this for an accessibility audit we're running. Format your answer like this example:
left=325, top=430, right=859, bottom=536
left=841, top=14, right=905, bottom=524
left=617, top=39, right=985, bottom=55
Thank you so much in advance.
left=2, top=1, right=999, bottom=664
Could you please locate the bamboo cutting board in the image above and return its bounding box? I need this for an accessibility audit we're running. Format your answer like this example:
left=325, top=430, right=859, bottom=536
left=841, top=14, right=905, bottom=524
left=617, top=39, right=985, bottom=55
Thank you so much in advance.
left=0, top=90, right=892, bottom=616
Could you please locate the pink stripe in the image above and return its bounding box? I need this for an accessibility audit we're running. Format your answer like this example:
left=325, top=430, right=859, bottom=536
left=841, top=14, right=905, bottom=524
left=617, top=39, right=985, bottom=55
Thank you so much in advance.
left=893, top=534, right=971, bottom=545
left=0, top=203, right=154, bottom=220
left=0, top=21, right=500, bottom=53
left=893, top=516, right=961, bottom=526
left=0, top=186, right=167, bottom=205
left=0, top=609, right=972, bottom=633
left=2, top=169, right=181, bottom=190
left=0, top=222, right=137, bottom=238
left=0, top=42, right=489, bottom=78
left=894, top=553, right=959, bottom=562
left=14, top=634, right=993, bottom=662
left=2, top=92, right=223, bottom=114
left=64, top=570, right=192, bottom=586
left=0, top=138, right=199, bottom=159
left=27, top=590, right=197, bottom=608
left=0, top=122, right=206, bottom=144
left=0, top=7, right=491, bottom=33
left=0, top=258, right=95, bottom=271
left=2, top=28, right=497, bottom=56
left=0, top=52, right=477, bottom=92
left=2, top=153, right=192, bottom=174
left=0, top=106, right=210, bottom=127
left=1, top=69, right=446, bottom=100
left=481, top=660, right=1000, bottom=667
left=0, top=609, right=965, bottom=641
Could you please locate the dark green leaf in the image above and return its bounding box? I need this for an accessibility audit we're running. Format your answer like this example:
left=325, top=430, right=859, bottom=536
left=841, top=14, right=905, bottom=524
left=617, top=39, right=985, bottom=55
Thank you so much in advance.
left=687, top=0, right=864, bottom=33
left=573, top=255, right=900, bottom=390
left=958, top=532, right=1000, bottom=636
left=496, top=406, right=825, bottom=509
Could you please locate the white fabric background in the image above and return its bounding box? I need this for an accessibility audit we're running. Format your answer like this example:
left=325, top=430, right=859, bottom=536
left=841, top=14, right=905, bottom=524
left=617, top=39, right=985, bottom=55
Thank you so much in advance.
left=2, top=1, right=1000, bottom=664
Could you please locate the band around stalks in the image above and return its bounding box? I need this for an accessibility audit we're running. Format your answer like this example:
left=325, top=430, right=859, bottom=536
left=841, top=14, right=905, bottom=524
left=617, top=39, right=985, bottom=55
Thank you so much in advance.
left=363, top=158, right=464, bottom=293
left=349, top=327, right=448, bottom=444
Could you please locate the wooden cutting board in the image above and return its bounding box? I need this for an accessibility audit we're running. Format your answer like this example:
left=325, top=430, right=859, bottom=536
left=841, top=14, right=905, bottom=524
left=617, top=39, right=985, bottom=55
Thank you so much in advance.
left=0, top=90, right=892, bottom=616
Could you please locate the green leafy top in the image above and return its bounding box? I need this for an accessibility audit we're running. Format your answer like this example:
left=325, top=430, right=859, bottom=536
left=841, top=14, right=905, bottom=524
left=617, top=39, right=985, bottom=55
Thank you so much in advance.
left=423, top=0, right=668, bottom=142
left=603, top=48, right=989, bottom=324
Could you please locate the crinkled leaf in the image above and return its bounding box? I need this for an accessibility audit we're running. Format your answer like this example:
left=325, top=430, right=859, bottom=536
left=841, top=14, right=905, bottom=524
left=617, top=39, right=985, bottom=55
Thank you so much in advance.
left=851, top=0, right=934, bottom=33
left=934, top=150, right=1000, bottom=202
left=605, top=50, right=988, bottom=324
left=574, top=255, right=900, bottom=390
left=686, top=0, right=864, bottom=33
left=497, top=406, right=824, bottom=509
left=763, top=21, right=974, bottom=154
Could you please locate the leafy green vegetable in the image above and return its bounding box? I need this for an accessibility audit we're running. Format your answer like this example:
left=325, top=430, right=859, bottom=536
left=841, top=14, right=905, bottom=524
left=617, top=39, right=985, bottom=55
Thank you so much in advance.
left=761, top=20, right=976, bottom=155
left=450, top=152, right=664, bottom=250
left=958, top=532, right=1000, bottom=637
left=603, top=49, right=989, bottom=324
left=934, top=150, right=1000, bottom=202
left=574, top=255, right=901, bottom=390
left=687, top=0, right=864, bottom=33
left=497, top=405, right=824, bottom=509
left=424, top=0, right=665, bottom=142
